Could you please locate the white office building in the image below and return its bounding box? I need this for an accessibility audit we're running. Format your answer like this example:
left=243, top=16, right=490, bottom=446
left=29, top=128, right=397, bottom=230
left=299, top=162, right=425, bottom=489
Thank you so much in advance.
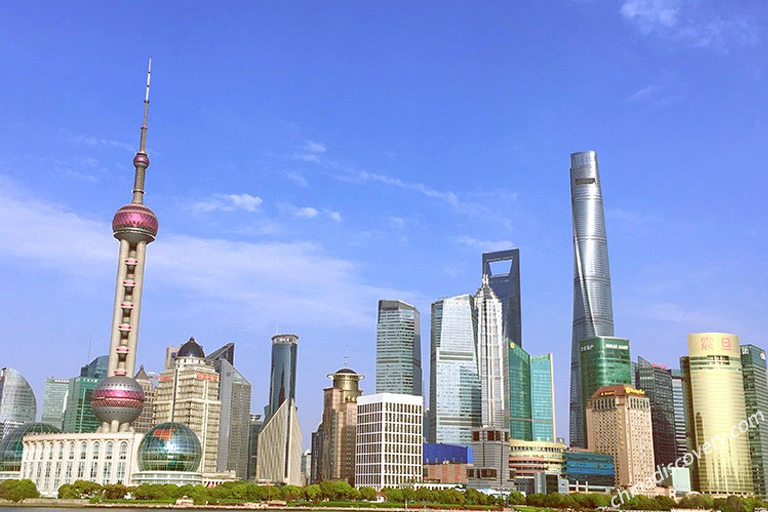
left=355, top=393, right=423, bottom=490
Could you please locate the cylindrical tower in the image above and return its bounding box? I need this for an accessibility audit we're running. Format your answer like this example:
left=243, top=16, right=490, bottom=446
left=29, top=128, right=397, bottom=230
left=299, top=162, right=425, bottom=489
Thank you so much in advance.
left=94, top=61, right=157, bottom=433
left=268, top=334, right=298, bottom=420
left=568, top=150, right=615, bottom=448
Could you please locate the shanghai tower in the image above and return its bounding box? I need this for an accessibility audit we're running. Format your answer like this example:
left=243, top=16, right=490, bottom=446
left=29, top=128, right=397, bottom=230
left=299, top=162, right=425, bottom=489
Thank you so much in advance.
left=568, top=151, right=614, bottom=447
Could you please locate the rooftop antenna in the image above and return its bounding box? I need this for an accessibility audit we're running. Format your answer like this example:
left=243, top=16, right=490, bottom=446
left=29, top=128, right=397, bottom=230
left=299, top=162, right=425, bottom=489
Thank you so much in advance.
left=344, top=344, right=349, bottom=368
left=139, top=58, right=151, bottom=153
left=132, top=58, right=152, bottom=205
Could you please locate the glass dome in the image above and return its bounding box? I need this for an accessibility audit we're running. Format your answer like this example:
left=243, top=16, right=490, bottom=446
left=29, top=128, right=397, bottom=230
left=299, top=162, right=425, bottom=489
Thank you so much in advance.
left=138, top=422, right=201, bottom=472
left=0, top=422, right=61, bottom=472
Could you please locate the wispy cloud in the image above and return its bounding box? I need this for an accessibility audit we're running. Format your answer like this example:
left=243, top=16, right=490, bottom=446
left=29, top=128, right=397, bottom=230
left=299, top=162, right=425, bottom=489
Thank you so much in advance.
left=455, top=236, right=515, bottom=252
left=627, top=85, right=661, bottom=102
left=192, top=193, right=263, bottom=213
left=0, top=180, right=411, bottom=331
left=284, top=171, right=309, bottom=187
left=64, top=131, right=135, bottom=152
left=296, top=207, right=319, bottom=218
left=291, top=140, right=327, bottom=162
left=327, top=210, right=342, bottom=223
left=304, top=140, right=326, bottom=153
left=619, top=0, right=760, bottom=48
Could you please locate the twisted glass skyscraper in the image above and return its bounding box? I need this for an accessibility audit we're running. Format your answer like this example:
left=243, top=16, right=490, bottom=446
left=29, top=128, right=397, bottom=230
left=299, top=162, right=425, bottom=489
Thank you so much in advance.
left=569, top=151, right=615, bottom=447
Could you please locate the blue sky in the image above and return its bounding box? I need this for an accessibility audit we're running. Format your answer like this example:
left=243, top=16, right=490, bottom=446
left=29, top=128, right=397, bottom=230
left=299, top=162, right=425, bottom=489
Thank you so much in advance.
left=1, top=1, right=766, bottom=445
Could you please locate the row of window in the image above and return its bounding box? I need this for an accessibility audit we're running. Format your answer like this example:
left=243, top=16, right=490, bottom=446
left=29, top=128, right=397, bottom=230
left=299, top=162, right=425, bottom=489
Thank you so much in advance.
left=24, top=440, right=129, bottom=462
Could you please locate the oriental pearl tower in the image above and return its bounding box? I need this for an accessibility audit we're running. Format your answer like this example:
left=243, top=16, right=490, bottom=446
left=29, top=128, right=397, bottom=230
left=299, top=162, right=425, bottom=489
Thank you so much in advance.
left=91, top=60, right=159, bottom=433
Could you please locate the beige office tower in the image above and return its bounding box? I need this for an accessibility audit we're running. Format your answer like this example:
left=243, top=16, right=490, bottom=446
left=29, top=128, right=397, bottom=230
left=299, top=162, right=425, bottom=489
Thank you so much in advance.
left=586, top=385, right=655, bottom=492
left=133, top=365, right=156, bottom=433
left=320, top=367, right=364, bottom=485
left=153, top=338, right=221, bottom=473
left=257, top=398, right=303, bottom=485
left=681, top=333, right=754, bottom=496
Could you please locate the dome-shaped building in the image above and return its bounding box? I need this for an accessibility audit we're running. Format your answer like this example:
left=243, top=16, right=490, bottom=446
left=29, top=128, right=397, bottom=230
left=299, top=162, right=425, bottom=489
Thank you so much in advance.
left=91, top=376, right=145, bottom=427
left=0, top=367, right=37, bottom=440
left=137, top=422, right=202, bottom=472
left=0, top=423, right=60, bottom=473
left=177, top=337, right=205, bottom=359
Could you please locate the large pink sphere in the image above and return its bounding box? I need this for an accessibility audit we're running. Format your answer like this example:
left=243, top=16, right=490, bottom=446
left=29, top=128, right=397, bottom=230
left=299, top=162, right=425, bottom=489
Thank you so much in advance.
left=91, top=376, right=145, bottom=425
left=112, top=204, right=159, bottom=242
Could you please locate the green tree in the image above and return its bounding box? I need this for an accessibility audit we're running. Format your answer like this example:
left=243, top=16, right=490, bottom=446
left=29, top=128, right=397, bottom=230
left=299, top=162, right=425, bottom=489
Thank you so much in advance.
left=0, top=479, right=40, bottom=502
left=281, top=485, right=304, bottom=502
left=102, top=483, right=129, bottom=500
left=359, top=486, right=377, bottom=501
left=508, top=491, right=526, bottom=506
left=679, top=494, right=715, bottom=509
left=303, top=484, right=321, bottom=502
left=383, top=488, right=404, bottom=503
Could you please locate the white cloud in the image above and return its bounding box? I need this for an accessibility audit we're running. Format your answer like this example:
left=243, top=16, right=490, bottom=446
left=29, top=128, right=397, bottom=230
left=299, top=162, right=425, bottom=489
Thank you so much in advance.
left=326, top=210, right=342, bottom=223
left=455, top=236, right=515, bottom=252
left=627, top=85, right=661, bottom=102
left=192, top=193, right=263, bottom=213
left=619, top=0, right=760, bottom=48
left=296, top=207, right=319, bottom=218
left=292, top=154, right=321, bottom=163
left=65, top=131, right=136, bottom=152
left=304, top=140, right=327, bottom=153
left=284, top=171, right=309, bottom=187
left=0, top=181, right=412, bottom=331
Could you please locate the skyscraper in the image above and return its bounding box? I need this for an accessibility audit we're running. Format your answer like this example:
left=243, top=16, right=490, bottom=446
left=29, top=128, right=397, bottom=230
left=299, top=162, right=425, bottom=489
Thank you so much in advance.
left=0, top=368, right=37, bottom=440
left=41, top=378, right=70, bottom=430
left=741, top=344, right=768, bottom=496
left=578, top=336, right=632, bottom=439
left=429, top=294, right=481, bottom=444
left=247, top=414, right=264, bottom=481
left=61, top=376, right=99, bottom=433
left=319, top=367, right=363, bottom=484
left=80, top=355, right=109, bottom=379
left=670, top=369, right=688, bottom=460
left=475, top=278, right=509, bottom=430
left=481, top=249, right=522, bottom=346
left=258, top=334, right=302, bottom=485
left=681, top=333, right=753, bottom=495
left=509, top=343, right=532, bottom=440
left=634, top=357, right=677, bottom=468
left=376, top=300, right=422, bottom=396
left=132, top=366, right=156, bottom=434
left=530, top=354, right=556, bottom=442
left=211, top=348, right=252, bottom=480
left=268, top=334, right=298, bottom=419
left=154, top=338, right=221, bottom=473
left=586, top=385, right=655, bottom=491
left=569, top=151, right=615, bottom=448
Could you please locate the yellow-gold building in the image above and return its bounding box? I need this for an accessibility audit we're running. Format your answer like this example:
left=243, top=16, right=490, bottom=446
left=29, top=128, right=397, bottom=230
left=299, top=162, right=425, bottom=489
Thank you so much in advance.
left=681, top=333, right=754, bottom=496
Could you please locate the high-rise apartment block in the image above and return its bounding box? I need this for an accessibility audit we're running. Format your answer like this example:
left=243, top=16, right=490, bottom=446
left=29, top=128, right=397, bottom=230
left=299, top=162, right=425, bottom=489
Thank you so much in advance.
left=569, top=151, right=615, bottom=448
left=481, top=249, right=522, bottom=346
left=132, top=366, right=156, bottom=434
left=41, top=378, right=70, bottom=431
left=154, top=338, right=221, bottom=473
left=429, top=294, right=481, bottom=444
left=376, top=300, right=422, bottom=396
left=681, top=333, right=753, bottom=495
left=634, top=357, right=677, bottom=468
left=578, top=336, right=631, bottom=436
left=355, top=393, right=423, bottom=490
left=741, top=343, right=768, bottom=496
left=586, top=385, right=655, bottom=491
left=0, top=368, right=37, bottom=441
left=318, top=367, right=363, bottom=484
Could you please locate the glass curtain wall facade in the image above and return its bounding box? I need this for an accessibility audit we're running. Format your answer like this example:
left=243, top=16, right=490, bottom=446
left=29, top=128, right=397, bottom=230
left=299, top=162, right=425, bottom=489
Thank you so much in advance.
left=481, top=249, right=522, bottom=347
left=61, top=376, right=99, bottom=433
left=671, top=369, right=688, bottom=460
left=531, top=354, right=556, bottom=442
left=509, top=343, right=532, bottom=440
left=635, top=356, right=677, bottom=468
left=376, top=300, right=422, bottom=396
left=41, top=378, right=70, bottom=430
left=569, top=151, right=615, bottom=448
left=681, top=333, right=753, bottom=496
left=741, top=344, right=768, bottom=496
left=578, top=337, right=631, bottom=433
left=0, top=368, right=37, bottom=441
left=475, top=279, right=509, bottom=430
left=429, top=294, right=481, bottom=444
left=268, top=334, right=298, bottom=419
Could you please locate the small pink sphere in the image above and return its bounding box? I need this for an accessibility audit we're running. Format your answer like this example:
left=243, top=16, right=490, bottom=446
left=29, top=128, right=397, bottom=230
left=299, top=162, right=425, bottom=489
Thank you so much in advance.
left=133, top=153, right=150, bottom=168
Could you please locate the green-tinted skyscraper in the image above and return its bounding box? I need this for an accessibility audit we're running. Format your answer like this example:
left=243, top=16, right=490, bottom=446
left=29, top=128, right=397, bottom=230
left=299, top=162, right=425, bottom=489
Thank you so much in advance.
left=741, top=344, right=768, bottom=496
left=61, top=376, right=99, bottom=433
left=508, top=343, right=556, bottom=442
left=578, top=337, right=631, bottom=427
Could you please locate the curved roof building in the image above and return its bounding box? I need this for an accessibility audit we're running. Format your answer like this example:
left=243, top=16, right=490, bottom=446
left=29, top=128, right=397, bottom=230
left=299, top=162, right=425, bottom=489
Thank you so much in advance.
left=0, top=422, right=61, bottom=472
left=0, top=368, right=37, bottom=441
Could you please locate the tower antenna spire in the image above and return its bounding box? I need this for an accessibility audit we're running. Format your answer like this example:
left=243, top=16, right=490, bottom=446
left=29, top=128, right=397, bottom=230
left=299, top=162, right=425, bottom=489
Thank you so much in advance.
left=139, top=58, right=151, bottom=154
